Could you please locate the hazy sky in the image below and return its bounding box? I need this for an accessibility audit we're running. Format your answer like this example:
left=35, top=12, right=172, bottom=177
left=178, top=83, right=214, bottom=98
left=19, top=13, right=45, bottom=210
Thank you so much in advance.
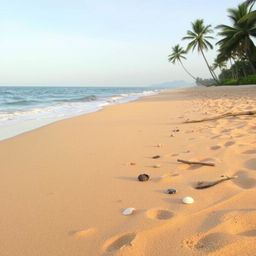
left=0, top=0, right=244, bottom=86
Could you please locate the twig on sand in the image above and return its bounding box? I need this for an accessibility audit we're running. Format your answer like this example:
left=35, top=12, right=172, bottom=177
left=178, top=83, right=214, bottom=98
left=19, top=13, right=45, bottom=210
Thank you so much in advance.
left=184, top=110, right=256, bottom=123
left=195, top=175, right=238, bottom=189
left=177, top=159, right=215, bottom=166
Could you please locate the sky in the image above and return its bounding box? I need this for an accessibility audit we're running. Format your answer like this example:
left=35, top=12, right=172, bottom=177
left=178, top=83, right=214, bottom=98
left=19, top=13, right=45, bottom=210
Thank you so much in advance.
left=0, top=0, right=244, bottom=86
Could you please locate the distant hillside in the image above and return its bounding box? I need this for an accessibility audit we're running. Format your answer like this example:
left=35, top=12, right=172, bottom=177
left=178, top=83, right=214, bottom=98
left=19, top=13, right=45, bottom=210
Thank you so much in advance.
left=150, top=80, right=195, bottom=89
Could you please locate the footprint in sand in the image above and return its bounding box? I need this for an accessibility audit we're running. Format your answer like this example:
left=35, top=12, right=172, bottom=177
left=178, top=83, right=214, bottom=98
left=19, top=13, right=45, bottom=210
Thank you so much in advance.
left=232, top=171, right=256, bottom=189
left=68, top=228, right=96, bottom=238
left=146, top=208, right=174, bottom=220
left=185, top=210, right=256, bottom=253
left=221, top=128, right=232, bottom=133
left=239, top=229, right=256, bottom=237
left=242, top=149, right=256, bottom=154
left=103, top=232, right=136, bottom=252
left=194, top=232, right=237, bottom=253
left=222, top=211, right=256, bottom=236
left=224, top=141, right=235, bottom=147
left=211, top=135, right=222, bottom=140
left=210, top=145, right=221, bottom=150
left=244, top=158, right=256, bottom=170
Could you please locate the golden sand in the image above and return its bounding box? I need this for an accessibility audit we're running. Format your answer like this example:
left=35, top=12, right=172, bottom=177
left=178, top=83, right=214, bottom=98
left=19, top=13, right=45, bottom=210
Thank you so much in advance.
left=0, top=85, right=256, bottom=256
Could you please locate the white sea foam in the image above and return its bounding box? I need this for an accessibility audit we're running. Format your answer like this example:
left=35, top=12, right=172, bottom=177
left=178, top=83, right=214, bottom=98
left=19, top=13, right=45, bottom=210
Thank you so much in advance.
left=0, top=89, right=159, bottom=141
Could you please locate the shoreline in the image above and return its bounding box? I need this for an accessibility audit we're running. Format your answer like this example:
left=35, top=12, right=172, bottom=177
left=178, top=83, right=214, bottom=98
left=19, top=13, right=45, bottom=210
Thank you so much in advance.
left=1, top=85, right=256, bottom=256
left=0, top=87, right=162, bottom=141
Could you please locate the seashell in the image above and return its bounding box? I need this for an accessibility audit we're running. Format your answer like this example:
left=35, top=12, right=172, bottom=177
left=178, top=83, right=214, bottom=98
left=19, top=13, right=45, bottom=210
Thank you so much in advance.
left=182, top=196, right=194, bottom=204
left=166, top=189, right=177, bottom=194
left=138, top=173, right=150, bottom=181
left=152, top=155, right=160, bottom=159
left=122, top=207, right=136, bottom=215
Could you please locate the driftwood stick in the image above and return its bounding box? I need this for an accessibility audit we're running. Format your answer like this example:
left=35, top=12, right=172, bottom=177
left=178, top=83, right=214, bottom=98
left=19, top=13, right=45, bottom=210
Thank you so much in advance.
left=177, top=159, right=215, bottom=166
left=195, top=175, right=238, bottom=189
left=184, top=110, right=256, bottom=123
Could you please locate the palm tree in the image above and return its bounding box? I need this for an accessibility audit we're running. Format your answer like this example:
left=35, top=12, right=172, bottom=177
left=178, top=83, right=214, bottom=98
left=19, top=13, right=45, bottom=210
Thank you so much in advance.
left=216, top=2, right=256, bottom=73
left=168, top=44, right=196, bottom=80
left=238, top=1, right=255, bottom=22
left=182, top=19, right=219, bottom=83
left=212, top=58, right=227, bottom=73
left=246, top=0, right=255, bottom=5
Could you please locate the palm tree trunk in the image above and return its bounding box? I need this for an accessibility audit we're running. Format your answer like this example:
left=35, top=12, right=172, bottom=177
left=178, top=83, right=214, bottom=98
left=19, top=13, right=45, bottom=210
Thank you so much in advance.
left=199, top=46, right=219, bottom=84
left=242, top=65, right=247, bottom=77
left=229, top=58, right=236, bottom=79
left=248, top=59, right=256, bottom=74
left=179, top=60, right=197, bottom=80
left=235, top=65, right=239, bottom=79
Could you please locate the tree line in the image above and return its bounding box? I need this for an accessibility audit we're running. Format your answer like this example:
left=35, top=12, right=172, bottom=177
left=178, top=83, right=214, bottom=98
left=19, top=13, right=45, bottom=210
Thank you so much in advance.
left=168, top=0, right=256, bottom=86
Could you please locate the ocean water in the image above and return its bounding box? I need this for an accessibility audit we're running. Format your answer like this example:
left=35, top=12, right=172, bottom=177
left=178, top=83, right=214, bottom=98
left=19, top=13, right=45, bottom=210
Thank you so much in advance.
left=0, top=86, right=160, bottom=140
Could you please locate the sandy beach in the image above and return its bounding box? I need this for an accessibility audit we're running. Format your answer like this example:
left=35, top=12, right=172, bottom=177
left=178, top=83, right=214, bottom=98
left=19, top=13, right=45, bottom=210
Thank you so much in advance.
left=1, top=85, right=256, bottom=256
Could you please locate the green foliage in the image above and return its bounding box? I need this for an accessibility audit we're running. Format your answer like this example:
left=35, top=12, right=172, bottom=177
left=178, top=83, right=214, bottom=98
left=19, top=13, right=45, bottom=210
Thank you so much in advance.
left=218, top=59, right=254, bottom=81
left=168, top=44, right=196, bottom=80
left=222, top=79, right=238, bottom=85
left=182, top=19, right=219, bottom=83
left=237, top=74, right=256, bottom=84
left=182, top=19, right=214, bottom=53
left=168, top=45, right=187, bottom=64
left=220, top=75, right=256, bottom=85
left=216, top=2, right=256, bottom=73
left=168, top=1, right=256, bottom=84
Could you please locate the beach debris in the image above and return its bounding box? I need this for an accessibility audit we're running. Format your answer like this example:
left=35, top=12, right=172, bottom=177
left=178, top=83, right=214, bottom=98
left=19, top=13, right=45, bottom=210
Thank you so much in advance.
left=129, top=162, right=136, bottom=166
left=177, top=159, right=215, bottom=167
left=172, top=128, right=180, bottom=132
left=138, top=173, right=150, bottom=182
left=122, top=207, right=136, bottom=216
left=182, top=150, right=190, bottom=153
left=183, top=110, right=256, bottom=123
left=182, top=196, right=194, bottom=204
left=195, top=175, right=238, bottom=189
left=153, top=164, right=161, bottom=168
left=152, top=155, right=161, bottom=159
left=166, top=189, right=177, bottom=194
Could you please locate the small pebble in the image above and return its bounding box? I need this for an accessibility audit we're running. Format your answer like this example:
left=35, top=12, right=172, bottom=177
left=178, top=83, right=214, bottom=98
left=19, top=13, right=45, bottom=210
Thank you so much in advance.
left=182, top=150, right=190, bottom=153
left=129, top=162, right=136, bottom=166
left=138, top=173, right=150, bottom=182
left=122, top=207, right=136, bottom=215
left=166, top=189, right=176, bottom=194
left=153, top=164, right=161, bottom=168
left=152, top=155, right=160, bottom=159
left=156, top=144, right=162, bottom=147
left=182, top=196, right=194, bottom=204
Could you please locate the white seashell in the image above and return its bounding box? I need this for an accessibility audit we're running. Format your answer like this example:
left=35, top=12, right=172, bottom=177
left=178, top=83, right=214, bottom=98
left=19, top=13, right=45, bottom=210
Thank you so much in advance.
left=122, top=207, right=136, bottom=215
left=182, top=196, right=194, bottom=204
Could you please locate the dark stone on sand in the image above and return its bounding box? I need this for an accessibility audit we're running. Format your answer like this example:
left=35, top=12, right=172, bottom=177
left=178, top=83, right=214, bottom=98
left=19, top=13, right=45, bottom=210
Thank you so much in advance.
left=152, top=155, right=160, bottom=159
left=166, top=189, right=176, bottom=194
left=138, top=174, right=150, bottom=182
